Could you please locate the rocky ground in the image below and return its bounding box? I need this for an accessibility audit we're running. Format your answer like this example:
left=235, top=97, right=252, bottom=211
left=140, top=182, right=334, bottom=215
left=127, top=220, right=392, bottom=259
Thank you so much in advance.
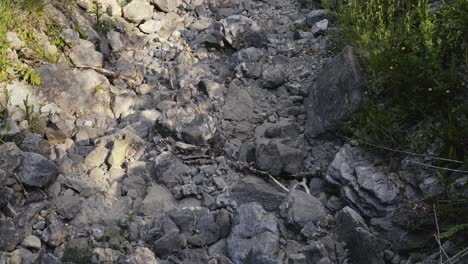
left=0, top=0, right=466, bottom=263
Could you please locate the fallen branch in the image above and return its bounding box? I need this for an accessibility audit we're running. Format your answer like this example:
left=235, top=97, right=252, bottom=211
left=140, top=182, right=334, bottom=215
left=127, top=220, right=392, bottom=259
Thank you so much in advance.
left=407, top=160, right=468, bottom=173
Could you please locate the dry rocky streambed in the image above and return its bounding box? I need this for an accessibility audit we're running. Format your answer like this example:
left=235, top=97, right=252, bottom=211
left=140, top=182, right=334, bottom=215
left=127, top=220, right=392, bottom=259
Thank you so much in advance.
left=0, top=0, right=463, bottom=263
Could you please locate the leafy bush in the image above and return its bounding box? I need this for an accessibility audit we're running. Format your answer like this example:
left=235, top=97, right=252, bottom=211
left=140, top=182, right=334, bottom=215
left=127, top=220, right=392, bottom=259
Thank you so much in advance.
left=335, top=0, right=467, bottom=162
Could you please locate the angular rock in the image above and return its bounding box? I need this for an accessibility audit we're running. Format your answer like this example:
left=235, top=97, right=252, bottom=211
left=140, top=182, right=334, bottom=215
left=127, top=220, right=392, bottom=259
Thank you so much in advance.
left=130, top=247, right=158, bottom=264
left=0, top=220, right=21, bottom=251
left=69, top=40, right=104, bottom=68
left=305, top=46, right=364, bottom=138
left=156, top=107, right=216, bottom=145
left=199, top=79, right=225, bottom=99
left=123, top=0, right=154, bottom=23
left=84, top=146, right=109, bottom=168
left=21, top=235, right=41, bottom=250
left=281, top=190, right=327, bottom=230
left=227, top=203, right=279, bottom=264
left=305, top=10, right=327, bottom=27
left=140, top=184, right=177, bottom=215
left=108, top=139, right=130, bottom=168
left=311, top=19, right=328, bottom=35
left=334, top=207, right=386, bottom=264
left=255, top=141, right=305, bottom=176
left=42, top=213, right=67, bottom=247
left=139, top=20, right=163, bottom=34
left=221, top=15, right=266, bottom=49
left=55, top=189, right=82, bottom=220
left=262, top=65, right=286, bottom=89
left=152, top=231, right=187, bottom=258
left=154, top=151, right=190, bottom=187
left=0, top=142, right=22, bottom=173
left=18, top=152, right=58, bottom=187
left=230, top=176, right=286, bottom=211
left=222, top=83, right=254, bottom=121
left=150, top=0, right=182, bottom=13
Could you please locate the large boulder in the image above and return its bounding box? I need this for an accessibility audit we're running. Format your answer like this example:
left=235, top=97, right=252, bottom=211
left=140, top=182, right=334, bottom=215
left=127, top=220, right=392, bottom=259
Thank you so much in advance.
left=305, top=46, right=365, bottom=138
left=227, top=203, right=279, bottom=264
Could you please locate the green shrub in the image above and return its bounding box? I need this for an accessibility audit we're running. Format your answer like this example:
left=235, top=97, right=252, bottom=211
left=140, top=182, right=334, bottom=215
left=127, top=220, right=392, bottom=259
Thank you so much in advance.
left=336, top=0, right=467, bottom=161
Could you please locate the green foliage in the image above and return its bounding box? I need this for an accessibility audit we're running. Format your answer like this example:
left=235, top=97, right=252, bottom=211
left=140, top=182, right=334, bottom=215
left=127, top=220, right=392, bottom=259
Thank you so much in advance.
left=18, top=65, right=41, bottom=86
left=336, top=0, right=467, bottom=161
left=0, top=86, right=12, bottom=143
left=23, top=94, right=46, bottom=133
left=92, top=0, right=115, bottom=34
left=62, top=246, right=93, bottom=264
left=103, top=231, right=127, bottom=243
left=440, top=223, right=468, bottom=240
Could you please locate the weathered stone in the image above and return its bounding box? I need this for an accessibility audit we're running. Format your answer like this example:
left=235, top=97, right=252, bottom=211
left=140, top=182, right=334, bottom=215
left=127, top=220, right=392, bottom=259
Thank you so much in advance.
left=280, top=190, right=327, bottom=230
left=335, top=207, right=385, bottom=264
left=69, top=40, right=104, bottom=68
left=227, top=203, right=279, bottom=264
left=18, top=152, right=58, bottom=188
left=42, top=213, right=67, bottom=247
left=221, top=15, right=266, bottom=49
left=0, top=142, right=22, bottom=173
left=130, top=247, right=158, bottom=264
left=150, top=0, right=182, bottom=13
left=153, top=151, right=190, bottom=187
left=139, top=20, right=163, bottom=34
left=152, top=231, right=187, bottom=258
left=255, top=141, right=305, bottom=176
left=108, top=139, right=130, bottom=168
left=262, top=65, right=285, bottom=89
left=140, top=185, right=177, bottom=215
left=230, top=176, right=286, bottom=211
left=123, top=0, right=154, bottom=23
left=0, top=220, right=21, bottom=251
left=84, top=146, right=109, bottom=168
left=305, top=47, right=364, bottom=138
left=222, top=82, right=254, bottom=121
left=21, top=235, right=41, bottom=250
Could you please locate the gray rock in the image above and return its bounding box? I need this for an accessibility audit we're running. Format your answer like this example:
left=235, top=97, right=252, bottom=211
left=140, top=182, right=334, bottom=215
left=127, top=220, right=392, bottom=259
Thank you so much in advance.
left=280, top=190, right=327, bottom=230
left=168, top=207, right=221, bottom=247
left=152, top=231, right=187, bottom=258
left=233, top=47, right=264, bottom=63
left=227, top=203, right=279, bottom=264
left=55, top=189, right=82, bottom=220
left=288, top=253, right=307, bottom=264
left=221, top=15, right=266, bottom=49
left=69, top=40, right=104, bottom=68
left=255, top=141, right=306, bottom=176
left=150, top=0, right=182, bottom=12
left=156, top=107, right=217, bottom=145
left=305, top=47, right=364, bottom=138
left=107, top=31, right=126, bottom=51
left=18, top=152, right=58, bottom=187
left=7, top=32, right=24, bottom=50
left=61, top=29, right=80, bottom=46
left=154, top=151, right=190, bottom=187
left=0, top=142, right=22, bottom=173
left=129, top=247, right=158, bottom=264
left=84, top=146, right=109, bottom=168
left=230, top=176, right=286, bottom=211
left=305, top=10, right=327, bottom=27
left=140, top=184, right=177, bottom=215
left=0, top=187, right=13, bottom=209
left=19, top=133, right=50, bottom=157
left=21, top=235, right=41, bottom=250
left=262, top=65, right=285, bottom=89
left=326, top=145, right=401, bottom=218
left=42, top=213, right=67, bottom=247
left=237, top=62, right=263, bottom=79
left=222, top=82, right=254, bottom=121
left=107, top=139, right=130, bottom=168
left=123, top=0, right=154, bottom=23
left=0, top=220, right=21, bottom=251
left=199, top=79, right=225, bottom=99
left=139, top=20, right=163, bottom=34
left=334, top=207, right=385, bottom=264
left=237, top=143, right=256, bottom=163
left=311, top=19, right=329, bottom=35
